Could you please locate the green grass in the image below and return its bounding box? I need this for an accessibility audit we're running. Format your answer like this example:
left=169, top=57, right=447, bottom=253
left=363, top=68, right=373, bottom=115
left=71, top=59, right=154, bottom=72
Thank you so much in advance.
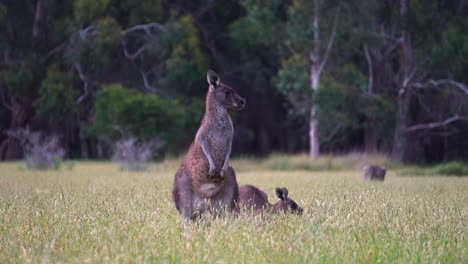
left=0, top=159, right=467, bottom=263
left=398, top=161, right=468, bottom=177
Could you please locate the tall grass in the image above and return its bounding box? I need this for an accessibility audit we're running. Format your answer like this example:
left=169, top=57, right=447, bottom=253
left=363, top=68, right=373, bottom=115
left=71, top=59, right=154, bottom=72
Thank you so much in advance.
left=0, top=160, right=466, bottom=263
left=232, top=152, right=394, bottom=172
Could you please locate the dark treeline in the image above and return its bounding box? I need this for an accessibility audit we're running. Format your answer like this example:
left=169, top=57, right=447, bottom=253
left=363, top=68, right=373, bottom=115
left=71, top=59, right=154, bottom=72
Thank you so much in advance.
left=0, top=0, right=467, bottom=163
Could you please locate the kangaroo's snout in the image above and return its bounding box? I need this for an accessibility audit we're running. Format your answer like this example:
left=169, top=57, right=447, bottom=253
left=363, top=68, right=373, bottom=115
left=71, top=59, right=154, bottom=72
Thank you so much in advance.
left=235, top=96, right=246, bottom=110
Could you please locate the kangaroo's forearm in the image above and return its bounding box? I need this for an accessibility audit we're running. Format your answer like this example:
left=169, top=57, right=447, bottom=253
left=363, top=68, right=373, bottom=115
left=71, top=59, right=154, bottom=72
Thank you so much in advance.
left=222, top=143, right=232, bottom=170
left=199, top=140, right=215, bottom=168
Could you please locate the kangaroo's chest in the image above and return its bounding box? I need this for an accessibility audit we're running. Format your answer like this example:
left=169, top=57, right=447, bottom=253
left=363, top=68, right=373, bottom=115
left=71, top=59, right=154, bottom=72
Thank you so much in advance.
left=207, top=118, right=233, bottom=166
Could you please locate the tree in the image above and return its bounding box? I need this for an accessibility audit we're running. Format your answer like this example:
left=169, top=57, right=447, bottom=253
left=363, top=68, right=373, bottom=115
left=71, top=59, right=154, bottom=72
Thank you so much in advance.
left=390, top=0, right=468, bottom=161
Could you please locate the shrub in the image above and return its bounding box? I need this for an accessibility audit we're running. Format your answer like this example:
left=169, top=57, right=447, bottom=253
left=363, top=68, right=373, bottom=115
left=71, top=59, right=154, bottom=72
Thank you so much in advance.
left=91, top=84, right=186, bottom=153
left=432, top=162, right=468, bottom=176
left=6, top=128, right=65, bottom=169
left=112, top=137, right=163, bottom=171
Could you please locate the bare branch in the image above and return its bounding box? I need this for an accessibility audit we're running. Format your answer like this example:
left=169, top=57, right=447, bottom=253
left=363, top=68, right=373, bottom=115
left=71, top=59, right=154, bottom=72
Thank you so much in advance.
left=79, top=26, right=98, bottom=41
left=406, top=115, right=468, bottom=132
left=121, top=23, right=164, bottom=36
left=412, top=79, right=468, bottom=95
left=364, top=45, right=373, bottom=94
left=140, top=70, right=159, bottom=93
left=74, top=63, right=91, bottom=103
left=32, top=0, right=45, bottom=41
left=318, top=6, right=340, bottom=75
left=42, top=43, right=66, bottom=63
left=121, top=40, right=148, bottom=61
left=402, top=67, right=416, bottom=88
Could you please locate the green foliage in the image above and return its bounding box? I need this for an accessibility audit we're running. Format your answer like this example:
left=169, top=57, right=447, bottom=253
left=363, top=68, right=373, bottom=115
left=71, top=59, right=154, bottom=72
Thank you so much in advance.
left=38, top=67, right=77, bottom=122
left=74, top=0, right=111, bottom=24
left=3, top=54, right=44, bottom=97
left=0, top=3, right=6, bottom=50
left=92, top=84, right=186, bottom=149
left=3, top=63, right=33, bottom=96
left=65, top=17, right=121, bottom=74
left=158, top=16, right=209, bottom=97
left=315, top=75, right=361, bottom=148
left=230, top=0, right=285, bottom=51
left=229, top=0, right=284, bottom=78
left=284, top=0, right=315, bottom=53
left=399, top=162, right=468, bottom=177
left=120, top=0, right=167, bottom=25
left=433, top=162, right=468, bottom=176
left=275, top=54, right=310, bottom=117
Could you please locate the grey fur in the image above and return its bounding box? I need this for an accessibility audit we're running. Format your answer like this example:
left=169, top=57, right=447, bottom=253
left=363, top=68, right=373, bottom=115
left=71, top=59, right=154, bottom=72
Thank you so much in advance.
left=363, top=165, right=386, bottom=181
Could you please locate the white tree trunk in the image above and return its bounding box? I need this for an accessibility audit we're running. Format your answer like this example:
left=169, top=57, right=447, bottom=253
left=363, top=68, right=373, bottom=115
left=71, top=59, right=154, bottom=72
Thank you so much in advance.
left=309, top=106, right=320, bottom=158
left=309, top=66, right=320, bottom=159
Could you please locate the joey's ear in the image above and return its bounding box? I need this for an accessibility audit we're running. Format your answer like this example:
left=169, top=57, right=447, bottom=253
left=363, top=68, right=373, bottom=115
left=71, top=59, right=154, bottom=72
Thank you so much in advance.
left=282, top=187, right=289, bottom=200
left=275, top=187, right=284, bottom=200
left=207, top=70, right=220, bottom=87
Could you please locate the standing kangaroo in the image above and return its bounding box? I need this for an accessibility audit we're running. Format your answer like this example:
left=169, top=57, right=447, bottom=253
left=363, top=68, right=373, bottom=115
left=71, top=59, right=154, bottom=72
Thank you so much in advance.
left=172, top=70, right=246, bottom=224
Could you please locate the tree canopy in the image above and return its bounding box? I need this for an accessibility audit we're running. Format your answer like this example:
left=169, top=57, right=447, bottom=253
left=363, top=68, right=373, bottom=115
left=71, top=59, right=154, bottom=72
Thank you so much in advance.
left=0, top=0, right=467, bottom=162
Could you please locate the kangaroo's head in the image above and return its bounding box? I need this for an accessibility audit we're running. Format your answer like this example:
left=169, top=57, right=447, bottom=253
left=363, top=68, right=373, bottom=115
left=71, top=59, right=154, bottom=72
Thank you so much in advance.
left=273, top=187, right=303, bottom=215
left=207, top=70, right=246, bottom=111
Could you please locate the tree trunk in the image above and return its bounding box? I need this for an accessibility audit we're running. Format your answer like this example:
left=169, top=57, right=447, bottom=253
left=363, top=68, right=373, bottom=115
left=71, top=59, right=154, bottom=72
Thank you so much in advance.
left=363, top=46, right=377, bottom=153
left=364, top=119, right=377, bottom=152
left=391, top=88, right=410, bottom=161
left=0, top=98, right=32, bottom=160
left=309, top=106, right=320, bottom=158
left=32, top=0, right=46, bottom=49
left=392, top=0, right=412, bottom=162
left=309, top=65, right=320, bottom=159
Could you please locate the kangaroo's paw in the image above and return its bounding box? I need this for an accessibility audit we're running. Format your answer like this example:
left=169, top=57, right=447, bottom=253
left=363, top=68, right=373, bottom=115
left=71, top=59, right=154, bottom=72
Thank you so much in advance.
left=220, top=167, right=228, bottom=178
left=208, top=166, right=218, bottom=178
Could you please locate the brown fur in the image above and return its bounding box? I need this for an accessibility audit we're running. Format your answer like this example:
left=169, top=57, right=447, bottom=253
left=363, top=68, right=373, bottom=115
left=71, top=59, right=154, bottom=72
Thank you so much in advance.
left=172, top=70, right=245, bottom=223
left=238, top=185, right=303, bottom=215
left=363, top=165, right=386, bottom=181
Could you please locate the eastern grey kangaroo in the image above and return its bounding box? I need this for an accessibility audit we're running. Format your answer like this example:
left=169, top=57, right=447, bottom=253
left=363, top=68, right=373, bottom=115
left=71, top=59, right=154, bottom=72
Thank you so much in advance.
left=172, top=70, right=246, bottom=223
left=238, top=185, right=303, bottom=215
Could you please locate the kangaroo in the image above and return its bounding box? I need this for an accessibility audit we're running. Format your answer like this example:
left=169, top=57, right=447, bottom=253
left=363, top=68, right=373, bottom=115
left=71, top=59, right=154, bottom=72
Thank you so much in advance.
left=238, top=185, right=303, bottom=215
left=172, top=70, right=246, bottom=224
left=363, top=165, right=386, bottom=181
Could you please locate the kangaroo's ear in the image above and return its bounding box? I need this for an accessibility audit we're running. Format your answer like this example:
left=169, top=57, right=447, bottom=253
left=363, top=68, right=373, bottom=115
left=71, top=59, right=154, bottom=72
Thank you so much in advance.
left=207, top=70, right=220, bottom=88
left=275, top=187, right=284, bottom=200
left=282, top=187, right=289, bottom=200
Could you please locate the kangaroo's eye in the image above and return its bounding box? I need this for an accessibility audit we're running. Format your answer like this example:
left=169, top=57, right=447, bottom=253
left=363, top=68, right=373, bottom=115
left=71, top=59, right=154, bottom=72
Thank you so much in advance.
left=224, top=91, right=230, bottom=96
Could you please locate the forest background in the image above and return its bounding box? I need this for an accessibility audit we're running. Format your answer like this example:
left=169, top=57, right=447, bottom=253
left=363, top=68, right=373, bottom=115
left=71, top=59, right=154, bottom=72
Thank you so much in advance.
left=0, top=0, right=467, bottom=163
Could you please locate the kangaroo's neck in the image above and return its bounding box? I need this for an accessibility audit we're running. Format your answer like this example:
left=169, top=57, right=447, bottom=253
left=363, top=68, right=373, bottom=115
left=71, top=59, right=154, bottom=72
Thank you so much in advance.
left=204, top=90, right=229, bottom=122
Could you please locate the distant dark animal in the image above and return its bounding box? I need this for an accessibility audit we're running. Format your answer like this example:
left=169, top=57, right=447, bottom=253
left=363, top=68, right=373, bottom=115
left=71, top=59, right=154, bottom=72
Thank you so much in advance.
left=172, top=70, right=246, bottom=224
left=363, top=165, right=386, bottom=181
left=238, top=185, right=303, bottom=215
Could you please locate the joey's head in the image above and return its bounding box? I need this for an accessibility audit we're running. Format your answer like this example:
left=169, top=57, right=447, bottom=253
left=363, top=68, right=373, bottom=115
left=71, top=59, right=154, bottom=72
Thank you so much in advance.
left=273, top=187, right=303, bottom=215
left=207, top=70, right=246, bottom=111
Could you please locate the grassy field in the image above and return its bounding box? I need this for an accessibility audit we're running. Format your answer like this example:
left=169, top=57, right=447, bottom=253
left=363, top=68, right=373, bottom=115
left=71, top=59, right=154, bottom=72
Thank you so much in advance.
left=0, top=157, right=467, bottom=263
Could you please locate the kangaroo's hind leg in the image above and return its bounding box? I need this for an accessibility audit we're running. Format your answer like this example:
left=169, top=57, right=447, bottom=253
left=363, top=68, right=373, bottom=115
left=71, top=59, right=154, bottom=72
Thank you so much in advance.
left=214, top=166, right=239, bottom=215
left=172, top=166, right=194, bottom=225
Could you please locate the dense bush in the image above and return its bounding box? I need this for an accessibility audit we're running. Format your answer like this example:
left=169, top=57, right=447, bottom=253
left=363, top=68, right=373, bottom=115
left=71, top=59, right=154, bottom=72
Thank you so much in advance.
left=38, top=67, right=77, bottom=121
left=432, top=162, right=468, bottom=176
left=92, top=84, right=186, bottom=152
